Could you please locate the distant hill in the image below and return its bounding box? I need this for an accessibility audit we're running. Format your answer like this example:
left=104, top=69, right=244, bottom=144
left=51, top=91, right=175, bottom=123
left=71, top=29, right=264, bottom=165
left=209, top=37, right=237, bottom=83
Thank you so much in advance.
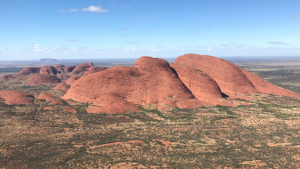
left=40, top=58, right=57, bottom=62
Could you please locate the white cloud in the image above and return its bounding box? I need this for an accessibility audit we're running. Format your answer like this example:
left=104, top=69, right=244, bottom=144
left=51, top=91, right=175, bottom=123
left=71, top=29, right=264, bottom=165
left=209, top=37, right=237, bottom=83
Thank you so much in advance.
left=267, top=41, right=289, bottom=45
left=69, top=9, right=78, bottom=12
left=82, top=6, right=109, bottom=12
left=110, top=3, right=115, bottom=6
left=151, top=49, right=160, bottom=52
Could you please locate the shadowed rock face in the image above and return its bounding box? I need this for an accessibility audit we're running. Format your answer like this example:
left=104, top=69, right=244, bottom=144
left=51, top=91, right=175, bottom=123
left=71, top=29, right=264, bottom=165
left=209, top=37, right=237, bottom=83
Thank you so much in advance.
left=174, top=54, right=259, bottom=95
left=0, top=74, right=14, bottom=80
left=16, top=67, right=41, bottom=76
left=62, top=66, right=76, bottom=73
left=170, top=63, right=223, bottom=102
left=0, top=90, right=34, bottom=105
left=54, top=64, right=65, bottom=72
left=40, top=66, right=58, bottom=75
left=26, top=74, right=61, bottom=85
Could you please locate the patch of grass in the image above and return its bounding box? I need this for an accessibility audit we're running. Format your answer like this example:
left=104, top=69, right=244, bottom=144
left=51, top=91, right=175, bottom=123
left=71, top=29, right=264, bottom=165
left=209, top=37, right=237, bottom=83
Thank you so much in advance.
left=216, top=105, right=236, bottom=116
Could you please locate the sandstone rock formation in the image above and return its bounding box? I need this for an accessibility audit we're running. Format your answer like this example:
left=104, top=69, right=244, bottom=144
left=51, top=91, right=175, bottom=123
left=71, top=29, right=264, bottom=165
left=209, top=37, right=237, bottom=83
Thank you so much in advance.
left=52, top=83, right=70, bottom=91
left=63, top=57, right=198, bottom=111
left=241, top=69, right=300, bottom=98
left=26, top=74, right=61, bottom=85
left=38, top=92, right=62, bottom=105
left=86, top=94, right=141, bottom=114
left=174, top=54, right=259, bottom=95
left=0, top=90, right=34, bottom=105
left=16, top=67, right=41, bottom=76
left=170, top=63, right=223, bottom=102
left=0, top=74, right=14, bottom=80
left=54, top=64, right=65, bottom=72
left=61, top=54, right=300, bottom=113
left=66, top=76, right=81, bottom=85
left=63, top=106, right=77, bottom=113
left=70, top=63, right=91, bottom=74
left=40, top=66, right=58, bottom=75
left=57, top=74, right=70, bottom=79
left=62, top=66, right=76, bottom=73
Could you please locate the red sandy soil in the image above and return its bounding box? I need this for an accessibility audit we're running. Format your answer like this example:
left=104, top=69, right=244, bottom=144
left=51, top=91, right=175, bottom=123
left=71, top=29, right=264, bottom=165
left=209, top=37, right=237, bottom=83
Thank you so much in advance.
left=65, top=76, right=81, bottom=85
left=57, top=74, right=70, bottom=79
left=127, top=140, right=144, bottom=144
left=63, top=106, right=76, bottom=113
left=26, top=74, right=61, bottom=85
left=16, top=67, right=41, bottom=76
left=241, top=68, right=300, bottom=98
left=82, top=71, right=92, bottom=76
left=70, top=63, right=91, bottom=74
left=86, top=94, right=141, bottom=114
left=63, top=57, right=199, bottom=112
left=52, top=83, right=70, bottom=91
left=53, top=64, right=65, bottom=72
left=0, top=74, right=14, bottom=80
left=38, top=92, right=62, bottom=105
left=40, top=65, right=58, bottom=75
left=174, top=54, right=259, bottom=95
left=43, top=107, right=55, bottom=111
left=62, top=66, right=76, bottom=73
left=0, top=90, right=33, bottom=105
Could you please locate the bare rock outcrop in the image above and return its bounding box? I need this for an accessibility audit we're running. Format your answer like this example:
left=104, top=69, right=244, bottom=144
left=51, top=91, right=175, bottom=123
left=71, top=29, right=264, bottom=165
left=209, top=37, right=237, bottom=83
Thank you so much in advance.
left=26, top=74, right=61, bottom=85
left=62, top=57, right=197, bottom=111
left=66, top=76, right=81, bottom=85
left=52, top=83, right=70, bottom=91
left=0, top=90, right=34, bottom=105
left=40, top=66, right=58, bottom=75
left=70, top=63, right=91, bottom=74
left=174, top=54, right=259, bottom=95
left=16, top=67, right=41, bottom=76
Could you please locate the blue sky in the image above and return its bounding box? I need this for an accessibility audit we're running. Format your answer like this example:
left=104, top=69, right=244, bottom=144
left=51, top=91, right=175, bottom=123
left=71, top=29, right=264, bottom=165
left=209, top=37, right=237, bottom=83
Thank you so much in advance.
left=1, top=0, right=300, bottom=60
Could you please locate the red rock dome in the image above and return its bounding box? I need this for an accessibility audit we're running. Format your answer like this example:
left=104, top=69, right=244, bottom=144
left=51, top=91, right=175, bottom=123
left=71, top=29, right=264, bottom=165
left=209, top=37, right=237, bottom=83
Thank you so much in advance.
left=70, top=63, right=91, bottom=74
left=65, top=76, right=81, bottom=85
left=26, top=74, right=61, bottom=85
left=40, top=65, right=57, bottom=75
left=16, top=67, right=41, bottom=76
left=174, top=54, right=259, bottom=95
left=54, top=64, right=65, bottom=72
left=0, top=90, right=34, bottom=105
left=52, top=82, right=70, bottom=91
left=170, top=63, right=223, bottom=102
left=62, top=57, right=195, bottom=111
